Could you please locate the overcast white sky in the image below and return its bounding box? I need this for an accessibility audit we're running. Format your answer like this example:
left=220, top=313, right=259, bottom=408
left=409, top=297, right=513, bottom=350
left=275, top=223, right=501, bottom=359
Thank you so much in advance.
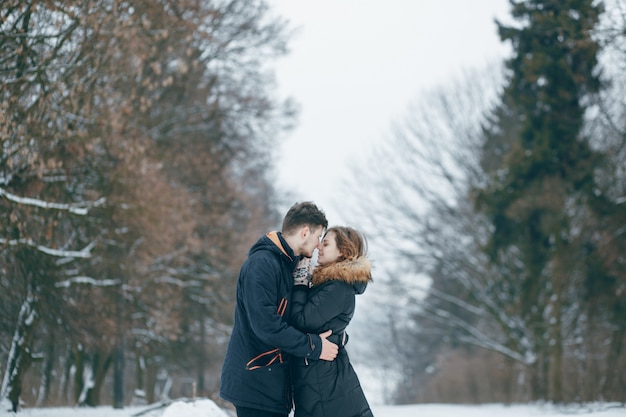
left=267, top=0, right=512, bottom=224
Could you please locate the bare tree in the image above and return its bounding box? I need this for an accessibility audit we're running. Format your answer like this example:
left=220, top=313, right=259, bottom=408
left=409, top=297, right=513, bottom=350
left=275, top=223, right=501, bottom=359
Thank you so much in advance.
left=341, top=66, right=528, bottom=402
left=1, top=0, right=290, bottom=410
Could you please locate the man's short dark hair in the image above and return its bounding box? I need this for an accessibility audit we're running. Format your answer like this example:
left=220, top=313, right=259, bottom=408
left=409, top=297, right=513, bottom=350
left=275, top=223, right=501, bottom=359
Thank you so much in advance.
left=281, top=201, right=328, bottom=235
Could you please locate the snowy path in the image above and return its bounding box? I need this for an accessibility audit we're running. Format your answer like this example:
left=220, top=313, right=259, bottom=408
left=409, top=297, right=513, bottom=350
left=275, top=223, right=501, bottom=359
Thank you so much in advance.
left=1, top=399, right=625, bottom=417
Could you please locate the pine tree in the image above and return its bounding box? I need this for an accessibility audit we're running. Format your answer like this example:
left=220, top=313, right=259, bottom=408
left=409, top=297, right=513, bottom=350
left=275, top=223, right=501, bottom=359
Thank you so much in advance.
left=477, top=0, right=604, bottom=402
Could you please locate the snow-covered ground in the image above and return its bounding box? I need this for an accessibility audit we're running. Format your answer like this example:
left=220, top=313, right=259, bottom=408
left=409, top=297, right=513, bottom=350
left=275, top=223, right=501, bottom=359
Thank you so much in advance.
left=1, top=399, right=625, bottom=417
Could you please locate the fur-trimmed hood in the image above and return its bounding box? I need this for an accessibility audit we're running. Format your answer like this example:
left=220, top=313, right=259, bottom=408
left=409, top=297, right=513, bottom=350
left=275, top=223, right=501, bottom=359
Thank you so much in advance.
left=312, top=256, right=372, bottom=294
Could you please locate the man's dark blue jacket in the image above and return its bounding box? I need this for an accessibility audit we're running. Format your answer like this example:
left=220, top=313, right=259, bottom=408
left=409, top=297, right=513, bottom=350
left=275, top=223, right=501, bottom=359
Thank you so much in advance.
left=220, top=231, right=324, bottom=414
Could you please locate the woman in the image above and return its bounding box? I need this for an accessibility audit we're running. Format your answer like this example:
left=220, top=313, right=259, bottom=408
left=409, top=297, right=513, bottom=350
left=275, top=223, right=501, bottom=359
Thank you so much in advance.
left=290, top=226, right=374, bottom=417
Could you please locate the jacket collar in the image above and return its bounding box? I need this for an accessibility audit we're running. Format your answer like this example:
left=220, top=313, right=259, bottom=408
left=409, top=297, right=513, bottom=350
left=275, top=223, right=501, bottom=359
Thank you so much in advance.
left=266, top=231, right=295, bottom=262
left=312, top=256, right=372, bottom=286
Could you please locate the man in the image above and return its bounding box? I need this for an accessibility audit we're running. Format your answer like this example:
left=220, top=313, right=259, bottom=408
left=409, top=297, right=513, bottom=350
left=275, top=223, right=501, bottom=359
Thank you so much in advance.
left=220, top=201, right=339, bottom=417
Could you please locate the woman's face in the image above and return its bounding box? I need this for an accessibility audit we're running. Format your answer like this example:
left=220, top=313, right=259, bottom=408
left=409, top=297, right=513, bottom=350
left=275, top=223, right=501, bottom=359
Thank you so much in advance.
left=317, top=231, right=341, bottom=266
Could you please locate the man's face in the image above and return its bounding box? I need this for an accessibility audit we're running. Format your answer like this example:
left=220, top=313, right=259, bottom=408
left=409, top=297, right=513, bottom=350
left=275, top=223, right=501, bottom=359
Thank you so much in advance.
left=299, top=225, right=324, bottom=258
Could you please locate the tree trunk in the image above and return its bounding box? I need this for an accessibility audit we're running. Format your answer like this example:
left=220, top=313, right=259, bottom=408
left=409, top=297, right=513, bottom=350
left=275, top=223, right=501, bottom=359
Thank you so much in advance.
left=59, top=346, right=74, bottom=404
left=197, top=316, right=206, bottom=396
left=602, top=327, right=625, bottom=401
left=0, top=293, right=39, bottom=412
left=145, top=364, right=158, bottom=404
left=73, top=346, right=85, bottom=405
left=36, top=336, right=55, bottom=406
left=82, top=352, right=112, bottom=407
left=134, top=354, right=146, bottom=404
left=551, top=267, right=564, bottom=403
left=530, top=321, right=548, bottom=401
left=113, top=341, right=125, bottom=409
left=503, top=356, right=514, bottom=404
left=541, top=350, right=550, bottom=401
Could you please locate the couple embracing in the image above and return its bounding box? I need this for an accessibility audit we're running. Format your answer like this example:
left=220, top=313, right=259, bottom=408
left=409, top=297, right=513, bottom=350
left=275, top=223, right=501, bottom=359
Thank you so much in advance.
left=220, top=201, right=374, bottom=417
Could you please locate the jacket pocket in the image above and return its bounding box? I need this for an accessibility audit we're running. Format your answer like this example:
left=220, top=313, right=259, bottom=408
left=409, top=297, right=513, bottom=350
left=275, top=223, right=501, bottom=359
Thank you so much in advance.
left=277, top=297, right=288, bottom=317
left=245, top=361, right=291, bottom=411
left=244, top=297, right=288, bottom=370
left=246, top=348, right=284, bottom=371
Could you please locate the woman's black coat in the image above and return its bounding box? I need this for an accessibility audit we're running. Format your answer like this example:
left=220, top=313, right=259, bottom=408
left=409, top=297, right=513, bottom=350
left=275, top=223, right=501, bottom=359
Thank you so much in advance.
left=290, top=257, right=374, bottom=417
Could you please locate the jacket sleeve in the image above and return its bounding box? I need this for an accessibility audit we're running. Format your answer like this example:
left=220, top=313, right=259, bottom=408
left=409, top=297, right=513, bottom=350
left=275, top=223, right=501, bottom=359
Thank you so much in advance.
left=243, top=257, right=322, bottom=360
left=291, top=282, right=351, bottom=332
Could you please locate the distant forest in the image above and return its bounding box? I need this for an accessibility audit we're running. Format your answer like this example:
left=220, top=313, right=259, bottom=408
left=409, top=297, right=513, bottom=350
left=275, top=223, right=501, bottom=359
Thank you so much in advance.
left=1, top=0, right=626, bottom=412
left=348, top=0, right=626, bottom=405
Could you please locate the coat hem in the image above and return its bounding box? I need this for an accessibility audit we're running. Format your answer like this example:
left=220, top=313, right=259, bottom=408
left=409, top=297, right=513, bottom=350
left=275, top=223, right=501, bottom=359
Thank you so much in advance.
left=220, top=391, right=291, bottom=415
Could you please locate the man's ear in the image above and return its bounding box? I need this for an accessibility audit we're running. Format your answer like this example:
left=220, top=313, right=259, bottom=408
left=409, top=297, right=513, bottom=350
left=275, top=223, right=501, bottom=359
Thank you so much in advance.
left=300, top=225, right=310, bottom=241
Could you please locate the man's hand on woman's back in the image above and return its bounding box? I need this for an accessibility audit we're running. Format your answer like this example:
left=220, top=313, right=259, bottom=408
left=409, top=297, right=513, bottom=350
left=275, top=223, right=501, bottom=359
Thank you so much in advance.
left=319, top=330, right=338, bottom=361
